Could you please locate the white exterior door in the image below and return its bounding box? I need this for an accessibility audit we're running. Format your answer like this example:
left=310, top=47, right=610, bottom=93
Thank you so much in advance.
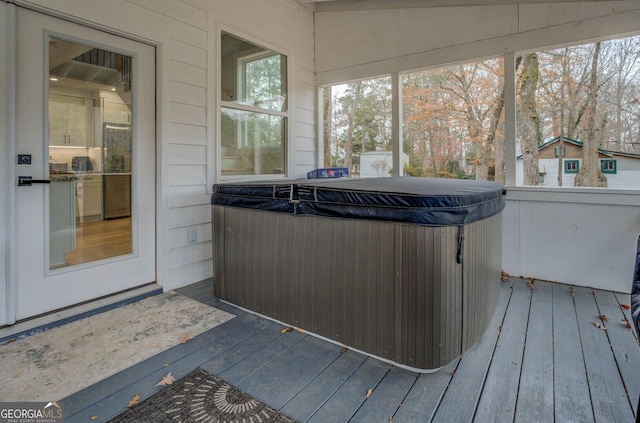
left=12, top=7, right=155, bottom=320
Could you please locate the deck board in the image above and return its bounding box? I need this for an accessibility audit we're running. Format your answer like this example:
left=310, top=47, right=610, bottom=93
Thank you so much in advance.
left=474, top=278, right=530, bottom=422
left=594, top=288, right=640, bottom=416
left=280, top=351, right=367, bottom=422
left=349, top=366, right=417, bottom=422
left=249, top=338, right=343, bottom=408
left=305, top=358, right=390, bottom=423
left=574, top=286, right=635, bottom=422
left=514, top=280, right=554, bottom=422
left=57, top=277, right=640, bottom=422
left=553, top=283, right=595, bottom=422
left=391, top=358, right=458, bottom=422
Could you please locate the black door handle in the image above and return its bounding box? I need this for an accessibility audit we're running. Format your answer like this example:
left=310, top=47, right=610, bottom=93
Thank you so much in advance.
left=18, top=176, right=51, bottom=186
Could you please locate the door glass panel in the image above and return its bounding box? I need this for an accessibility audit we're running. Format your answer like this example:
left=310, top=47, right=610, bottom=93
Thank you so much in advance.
left=48, top=37, right=133, bottom=270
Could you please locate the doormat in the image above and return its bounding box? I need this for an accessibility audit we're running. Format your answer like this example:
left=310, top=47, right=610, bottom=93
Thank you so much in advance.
left=0, top=292, right=234, bottom=402
left=108, top=368, right=296, bottom=423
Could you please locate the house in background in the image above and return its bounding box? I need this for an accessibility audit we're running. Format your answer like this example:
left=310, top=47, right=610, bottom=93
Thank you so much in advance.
left=1, top=0, right=640, bottom=329
left=516, top=136, right=640, bottom=188
left=359, top=151, right=409, bottom=178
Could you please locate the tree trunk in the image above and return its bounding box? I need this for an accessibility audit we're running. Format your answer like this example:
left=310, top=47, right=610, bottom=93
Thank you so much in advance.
left=575, top=42, right=607, bottom=188
left=518, top=54, right=541, bottom=186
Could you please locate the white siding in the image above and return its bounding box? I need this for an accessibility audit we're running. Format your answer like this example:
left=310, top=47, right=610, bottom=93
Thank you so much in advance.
left=1, top=0, right=315, bottom=298
left=503, top=189, right=640, bottom=293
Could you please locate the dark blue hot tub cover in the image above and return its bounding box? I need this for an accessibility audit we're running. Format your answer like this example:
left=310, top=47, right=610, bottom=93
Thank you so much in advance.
left=211, top=177, right=506, bottom=226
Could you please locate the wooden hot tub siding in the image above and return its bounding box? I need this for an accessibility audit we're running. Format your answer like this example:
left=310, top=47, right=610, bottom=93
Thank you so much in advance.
left=212, top=206, right=501, bottom=372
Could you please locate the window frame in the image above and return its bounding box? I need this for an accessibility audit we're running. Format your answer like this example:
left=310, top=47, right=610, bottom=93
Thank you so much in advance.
left=215, top=26, right=291, bottom=182
left=600, top=159, right=617, bottom=174
left=564, top=160, right=580, bottom=173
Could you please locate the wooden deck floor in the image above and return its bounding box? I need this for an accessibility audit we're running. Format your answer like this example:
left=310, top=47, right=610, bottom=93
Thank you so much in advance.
left=60, top=277, right=640, bottom=422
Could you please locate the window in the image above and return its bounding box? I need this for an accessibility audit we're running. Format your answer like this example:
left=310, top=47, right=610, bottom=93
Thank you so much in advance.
left=516, top=35, right=640, bottom=189
left=402, top=58, right=504, bottom=181
left=554, top=146, right=566, bottom=157
left=220, top=32, right=287, bottom=177
left=600, top=159, right=617, bottom=174
left=324, top=77, right=393, bottom=177
left=564, top=160, right=580, bottom=173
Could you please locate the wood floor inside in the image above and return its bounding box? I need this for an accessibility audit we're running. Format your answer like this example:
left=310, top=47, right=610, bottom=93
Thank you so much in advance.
left=65, top=217, right=132, bottom=266
left=59, top=277, right=640, bottom=422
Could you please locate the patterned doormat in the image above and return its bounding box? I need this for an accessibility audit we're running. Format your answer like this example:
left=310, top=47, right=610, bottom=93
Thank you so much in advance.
left=109, top=368, right=297, bottom=422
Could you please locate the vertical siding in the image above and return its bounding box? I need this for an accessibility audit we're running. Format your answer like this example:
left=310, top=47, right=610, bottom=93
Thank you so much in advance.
left=400, top=224, right=463, bottom=369
left=7, top=0, right=316, bottom=293
left=462, top=213, right=502, bottom=351
left=213, top=206, right=503, bottom=371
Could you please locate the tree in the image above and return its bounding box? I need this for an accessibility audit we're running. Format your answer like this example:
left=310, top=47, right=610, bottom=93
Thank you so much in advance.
left=575, top=42, right=607, bottom=187
left=518, top=53, right=541, bottom=186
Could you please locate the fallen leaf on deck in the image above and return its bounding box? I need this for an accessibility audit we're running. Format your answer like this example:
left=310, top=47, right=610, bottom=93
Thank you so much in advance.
left=149, top=342, right=160, bottom=349
left=451, top=368, right=456, bottom=375
left=570, top=287, right=575, bottom=297
left=621, top=304, right=631, bottom=310
left=366, top=389, right=373, bottom=398
left=622, top=318, right=633, bottom=329
left=501, top=270, right=509, bottom=282
left=91, top=417, right=97, bottom=420
left=592, top=322, right=607, bottom=330
left=296, top=328, right=304, bottom=334
left=341, top=347, right=348, bottom=354
left=163, top=363, right=169, bottom=367
left=155, top=372, right=176, bottom=387
left=527, top=278, right=535, bottom=288
left=180, top=333, right=194, bottom=343
left=598, top=314, right=610, bottom=322
left=281, top=327, right=293, bottom=334
left=128, top=394, right=140, bottom=407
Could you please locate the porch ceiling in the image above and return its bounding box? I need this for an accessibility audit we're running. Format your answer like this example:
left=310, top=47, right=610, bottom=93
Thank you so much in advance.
left=299, top=0, right=625, bottom=10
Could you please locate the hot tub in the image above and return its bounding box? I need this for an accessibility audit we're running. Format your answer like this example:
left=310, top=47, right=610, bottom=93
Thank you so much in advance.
left=211, top=177, right=506, bottom=372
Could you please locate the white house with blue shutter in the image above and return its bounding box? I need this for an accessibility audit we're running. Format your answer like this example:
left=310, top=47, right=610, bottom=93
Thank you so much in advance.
left=516, top=136, right=640, bottom=189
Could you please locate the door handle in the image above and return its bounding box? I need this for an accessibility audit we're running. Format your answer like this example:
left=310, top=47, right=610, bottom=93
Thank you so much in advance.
left=18, top=176, right=51, bottom=186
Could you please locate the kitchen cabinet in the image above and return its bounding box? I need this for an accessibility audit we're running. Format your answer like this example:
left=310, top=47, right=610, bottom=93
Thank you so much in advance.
left=76, top=174, right=103, bottom=222
left=101, top=90, right=131, bottom=125
left=49, top=93, right=93, bottom=146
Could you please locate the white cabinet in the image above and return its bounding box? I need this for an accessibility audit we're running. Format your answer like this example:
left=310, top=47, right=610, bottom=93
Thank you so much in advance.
left=49, top=93, right=93, bottom=146
left=76, top=174, right=103, bottom=222
left=102, top=91, right=131, bottom=124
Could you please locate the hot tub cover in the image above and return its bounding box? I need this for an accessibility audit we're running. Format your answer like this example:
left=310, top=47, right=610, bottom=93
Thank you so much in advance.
left=211, top=177, right=506, bottom=226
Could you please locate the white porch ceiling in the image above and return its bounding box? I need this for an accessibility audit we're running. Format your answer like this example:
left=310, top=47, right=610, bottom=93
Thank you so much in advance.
left=299, top=0, right=626, bottom=10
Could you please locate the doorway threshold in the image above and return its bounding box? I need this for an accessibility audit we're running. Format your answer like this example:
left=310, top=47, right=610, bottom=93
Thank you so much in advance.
left=0, top=283, right=162, bottom=345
